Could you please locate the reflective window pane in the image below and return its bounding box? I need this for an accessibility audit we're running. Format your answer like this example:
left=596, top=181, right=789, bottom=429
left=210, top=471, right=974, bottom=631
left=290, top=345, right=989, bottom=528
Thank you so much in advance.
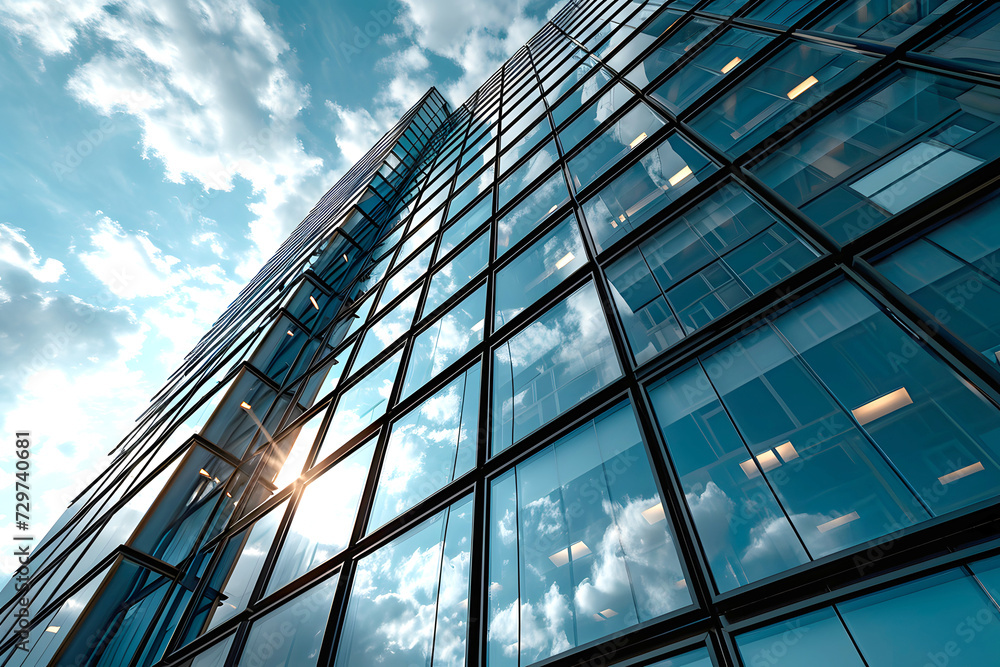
left=498, top=139, right=560, bottom=209
left=924, top=3, right=1000, bottom=74
left=497, top=171, right=570, bottom=258
left=441, top=191, right=491, bottom=260
left=753, top=69, right=1000, bottom=244
left=334, top=496, right=474, bottom=667
left=351, top=292, right=419, bottom=373
left=368, top=364, right=480, bottom=530
left=567, top=103, right=666, bottom=192
left=267, top=440, right=376, bottom=594
left=377, top=245, right=432, bottom=311
left=318, top=350, right=402, bottom=459
left=625, top=18, right=717, bottom=90
left=551, top=66, right=614, bottom=127
left=607, top=184, right=817, bottom=362
left=492, top=281, right=622, bottom=454
left=402, top=284, right=486, bottom=399
left=582, top=133, right=717, bottom=252
left=494, top=214, right=587, bottom=329
left=651, top=27, right=772, bottom=112
left=487, top=402, right=691, bottom=666
left=558, top=82, right=633, bottom=153
left=811, top=0, right=958, bottom=45
left=238, top=574, right=339, bottom=667
left=690, top=42, right=874, bottom=155
left=875, top=196, right=1000, bottom=366
left=425, top=230, right=490, bottom=317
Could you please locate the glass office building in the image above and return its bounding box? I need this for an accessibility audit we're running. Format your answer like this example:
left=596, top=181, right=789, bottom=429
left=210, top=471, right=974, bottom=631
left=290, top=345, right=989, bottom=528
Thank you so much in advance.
left=4, top=0, right=1000, bottom=664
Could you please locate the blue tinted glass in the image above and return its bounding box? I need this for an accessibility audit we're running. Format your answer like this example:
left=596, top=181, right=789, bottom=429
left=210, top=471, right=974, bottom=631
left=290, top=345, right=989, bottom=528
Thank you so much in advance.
left=551, top=66, right=614, bottom=126
left=368, top=364, right=480, bottom=530
left=558, top=83, right=633, bottom=152
left=402, top=284, right=486, bottom=399
left=267, top=440, right=376, bottom=594
left=651, top=27, right=772, bottom=112
left=625, top=18, right=717, bottom=90
left=334, top=496, right=474, bottom=667
left=737, top=607, right=865, bottom=666
left=582, top=133, right=716, bottom=252
left=351, top=292, right=419, bottom=372
left=487, top=402, right=691, bottom=665
left=498, top=139, right=560, bottom=209
left=239, top=574, right=338, bottom=667
left=811, top=0, right=956, bottom=45
left=317, top=350, right=402, bottom=459
left=376, top=245, right=432, bottom=312
left=497, top=170, right=570, bottom=257
left=494, top=214, right=588, bottom=329
left=425, top=231, right=490, bottom=317
left=499, top=116, right=551, bottom=175
left=839, top=568, right=1000, bottom=665
left=441, top=191, right=491, bottom=259
left=925, top=3, right=1000, bottom=73
left=690, top=41, right=873, bottom=155
left=567, top=103, right=666, bottom=192
left=492, top=281, right=622, bottom=454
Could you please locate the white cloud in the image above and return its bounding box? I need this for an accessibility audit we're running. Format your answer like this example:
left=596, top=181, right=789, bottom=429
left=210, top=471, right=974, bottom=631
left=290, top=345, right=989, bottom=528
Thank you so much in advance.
left=0, top=223, right=66, bottom=283
left=3, top=0, right=334, bottom=278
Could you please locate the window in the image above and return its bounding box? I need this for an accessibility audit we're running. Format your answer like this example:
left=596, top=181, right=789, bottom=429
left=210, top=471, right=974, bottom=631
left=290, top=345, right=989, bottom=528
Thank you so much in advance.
left=498, top=140, right=560, bottom=209
left=581, top=133, right=716, bottom=252
left=606, top=9, right=685, bottom=73
left=402, top=284, right=486, bottom=399
left=551, top=66, right=614, bottom=127
left=376, top=244, right=432, bottom=311
left=810, top=0, right=959, bottom=45
left=607, top=184, right=817, bottom=363
left=558, top=82, right=634, bottom=153
left=266, top=439, right=375, bottom=594
left=334, top=496, right=474, bottom=666
left=492, top=281, right=622, bottom=454
left=425, top=230, right=490, bottom=317
left=441, top=191, right=491, bottom=260
left=690, top=41, right=874, bottom=155
left=497, top=170, right=570, bottom=258
left=736, top=563, right=1000, bottom=666
left=753, top=69, right=1000, bottom=244
left=651, top=27, right=772, bottom=112
left=567, top=102, right=667, bottom=192
left=488, top=402, right=691, bottom=665
left=648, top=281, right=1000, bottom=592
left=351, top=292, right=419, bottom=373
left=317, top=350, right=402, bottom=460
left=924, top=3, right=1000, bottom=74
left=875, top=196, right=1000, bottom=365
left=494, top=214, right=588, bottom=329
left=238, top=574, right=339, bottom=667
left=625, top=17, right=717, bottom=90
left=368, top=364, right=480, bottom=530
left=499, top=116, right=552, bottom=176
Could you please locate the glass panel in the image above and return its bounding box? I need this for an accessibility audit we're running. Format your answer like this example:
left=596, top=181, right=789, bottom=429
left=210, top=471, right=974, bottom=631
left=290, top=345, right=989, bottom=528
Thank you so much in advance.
left=839, top=568, right=1000, bottom=665
left=368, top=364, right=481, bottom=531
left=205, top=501, right=287, bottom=630
left=441, top=192, right=491, bottom=260
left=492, top=281, right=622, bottom=454
left=314, top=340, right=356, bottom=400
left=377, top=245, right=432, bottom=311
left=582, top=133, right=717, bottom=252
left=334, top=496, right=474, bottom=667
left=498, top=140, right=560, bottom=209
left=558, top=82, right=633, bottom=153
left=494, top=214, right=588, bottom=329
left=753, top=69, right=1000, bottom=244
left=402, top=284, right=486, bottom=399
left=317, top=350, right=402, bottom=459
left=875, top=196, right=1000, bottom=366
left=271, top=413, right=324, bottom=490
left=647, top=647, right=715, bottom=667
left=497, top=170, right=570, bottom=258
left=690, top=42, right=874, bottom=155
left=607, top=184, right=817, bottom=362
left=625, top=18, right=717, bottom=90
left=499, top=116, right=552, bottom=176
left=606, top=9, right=685, bottom=72
left=651, top=27, right=772, bottom=112
left=924, top=3, right=1000, bottom=74
left=352, top=292, right=419, bottom=373
left=487, top=402, right=691, bottom=666
left=178, top=635, right=234, bottom=667
left=811, top=0, right=958, bottom=45
left=266, top=439, right=376, bottom=595
left=425, top=230, right=490, bottom=317
left=737, top=607, right=866, bottom=667
left=747, top=0, right=823, bottom=26
left=238, top=574, right=339, bottom=667
left=551, top=66, right=614, bottom=127
left=567, top=103, right=667, bottom=192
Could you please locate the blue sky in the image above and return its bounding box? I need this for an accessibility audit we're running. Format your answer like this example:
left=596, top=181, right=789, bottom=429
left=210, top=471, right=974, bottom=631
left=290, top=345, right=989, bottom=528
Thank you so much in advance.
left=0, top=0, right=565, bottom=576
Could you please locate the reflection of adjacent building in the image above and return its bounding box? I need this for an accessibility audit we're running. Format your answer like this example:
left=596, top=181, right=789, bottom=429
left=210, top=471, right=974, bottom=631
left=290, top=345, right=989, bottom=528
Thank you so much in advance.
left=5, top=1, right=1000, bottom=666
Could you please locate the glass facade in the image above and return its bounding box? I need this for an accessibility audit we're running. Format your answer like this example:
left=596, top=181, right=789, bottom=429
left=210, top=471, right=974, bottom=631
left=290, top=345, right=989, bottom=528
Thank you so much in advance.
left=5, top=1, right=1000, bottom=665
